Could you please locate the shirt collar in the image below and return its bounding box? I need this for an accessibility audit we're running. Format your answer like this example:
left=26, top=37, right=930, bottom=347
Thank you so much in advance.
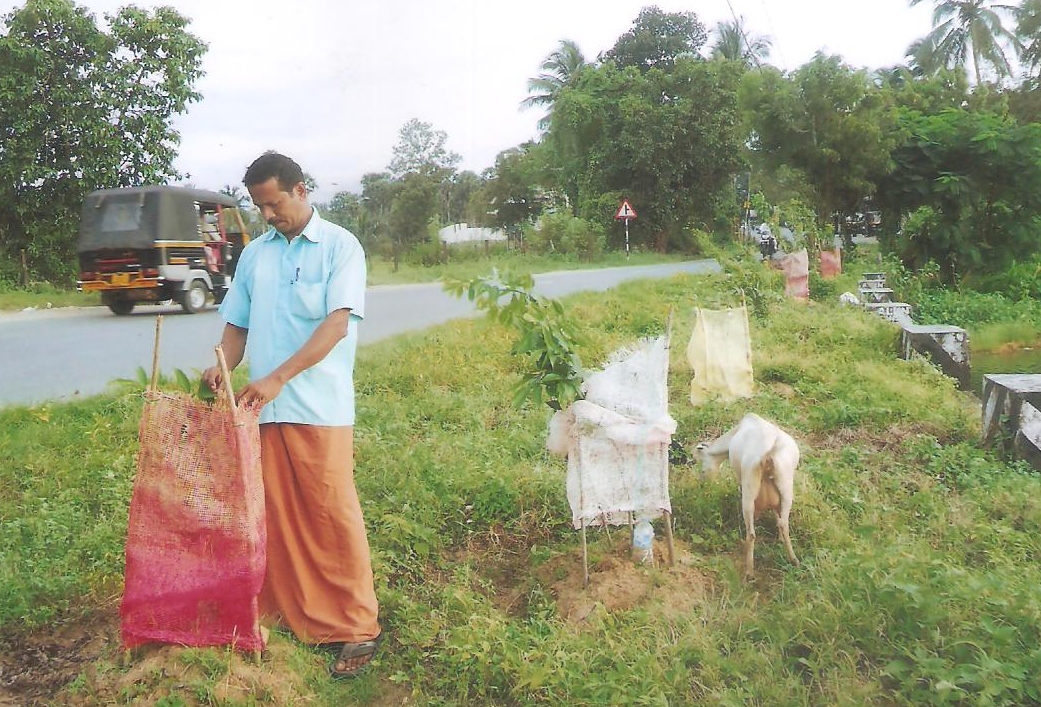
left=297, top=208, right=323, bottom=243
left=258, top=208, right=324, bottom=243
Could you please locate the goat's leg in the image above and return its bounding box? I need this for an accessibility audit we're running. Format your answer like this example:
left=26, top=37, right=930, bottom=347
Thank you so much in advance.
left=776, top=486, right=799, bottom=567
left=740, top=476, right=759, bottom=578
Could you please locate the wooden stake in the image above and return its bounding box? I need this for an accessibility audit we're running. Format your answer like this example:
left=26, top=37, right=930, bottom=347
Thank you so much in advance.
left=149, top=316, right=163, bottom=394
left=662, top=510, right=675, bottom=567
left=215, top=345, right=237, bottom=414
left=581, top=519, right=589, bottom=588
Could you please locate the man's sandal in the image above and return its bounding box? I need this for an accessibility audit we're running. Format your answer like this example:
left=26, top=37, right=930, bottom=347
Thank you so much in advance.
left=328, top=634, right=381, bottom=679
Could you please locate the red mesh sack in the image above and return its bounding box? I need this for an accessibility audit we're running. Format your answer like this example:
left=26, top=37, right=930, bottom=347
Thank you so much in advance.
left=120, top=392, right=266, bottom=651
left=820, top=248, right=842, bottom=279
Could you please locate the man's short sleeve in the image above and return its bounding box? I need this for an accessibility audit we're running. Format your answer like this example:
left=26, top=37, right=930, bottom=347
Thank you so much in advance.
left=218, top=243, right=254, bottom=328
left=325, top=232, right=366, bottom=320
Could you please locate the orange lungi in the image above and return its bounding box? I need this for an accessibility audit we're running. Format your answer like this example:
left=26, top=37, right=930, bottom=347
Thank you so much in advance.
left=258, top=423, right=380, bottom=645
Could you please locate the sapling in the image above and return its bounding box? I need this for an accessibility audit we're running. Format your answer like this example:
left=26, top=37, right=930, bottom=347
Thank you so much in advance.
left=443, top=269, right=585, bottom=411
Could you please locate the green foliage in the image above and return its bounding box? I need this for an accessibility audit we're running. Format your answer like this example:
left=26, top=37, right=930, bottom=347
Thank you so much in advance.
left=974, top=253, right=1041, bottom=301
left=741, top=55, right=894, bottom=226
left=387, top=118, right=461, bottom=181
left=717, top=255, right=786, bottom=320
left=546, top=56, right=746, bottom=250
left=875, top=107, right=1041, bottom=284
left=388, top=172, right=438, bottom=253
left=114, top=366, right=216, bottom=401
left=443, top=269, right=585, bottom=410
left=0, top=0, right=206, bottom=284
left=600, top=6, right=708, bottom=71
left=523, top=212, right=605, bottom=260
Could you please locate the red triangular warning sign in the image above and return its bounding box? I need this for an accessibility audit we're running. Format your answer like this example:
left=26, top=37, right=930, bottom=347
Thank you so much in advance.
left=615, top=199, right=637, bottom=220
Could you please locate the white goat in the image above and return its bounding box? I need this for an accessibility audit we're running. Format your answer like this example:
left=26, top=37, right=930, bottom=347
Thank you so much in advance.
left=698, top=413, right=800, bottom=577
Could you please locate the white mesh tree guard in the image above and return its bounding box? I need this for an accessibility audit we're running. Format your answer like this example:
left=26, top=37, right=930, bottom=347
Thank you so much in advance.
left=548, top=333, right=676, bottom=581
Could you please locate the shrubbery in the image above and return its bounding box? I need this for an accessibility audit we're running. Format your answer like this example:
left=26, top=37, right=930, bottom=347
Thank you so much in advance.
left=522, top=213, right=606, bottom=260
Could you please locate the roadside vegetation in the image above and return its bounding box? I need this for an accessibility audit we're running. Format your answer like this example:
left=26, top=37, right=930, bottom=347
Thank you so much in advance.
left=3, top=243, right=1040, bottom=706
left=5, top=1, right=1041, bottom=704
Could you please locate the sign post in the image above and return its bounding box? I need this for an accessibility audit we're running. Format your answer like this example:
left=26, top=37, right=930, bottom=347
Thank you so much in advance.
left=614, top=199, right=637, bottom=258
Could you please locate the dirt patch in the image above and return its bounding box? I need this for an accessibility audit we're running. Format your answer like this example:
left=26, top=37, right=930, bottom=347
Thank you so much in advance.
left=461, top=529, right=716, bottom=626
left=0, top=611, right=313, bottom=706
left=539, top=536, right=713, bottom=624
left=0, top=610, right=117, bottom=707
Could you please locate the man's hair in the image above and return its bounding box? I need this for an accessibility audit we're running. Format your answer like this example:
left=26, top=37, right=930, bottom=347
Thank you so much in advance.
left=243, top=151, right=305, bottom=192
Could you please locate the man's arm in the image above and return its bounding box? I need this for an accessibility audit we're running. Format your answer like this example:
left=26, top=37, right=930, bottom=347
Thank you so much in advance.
left=233, top=308, right=350, bottom=406
left=203, top=323, right=248, bottom=393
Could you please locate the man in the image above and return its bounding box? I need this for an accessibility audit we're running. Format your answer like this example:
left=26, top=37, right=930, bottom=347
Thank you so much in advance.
left=203, top=151, right=380, bottom=678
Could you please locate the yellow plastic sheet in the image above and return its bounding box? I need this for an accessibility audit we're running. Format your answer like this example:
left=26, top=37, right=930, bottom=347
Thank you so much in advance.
left=687, top=306, right=754, bottom=405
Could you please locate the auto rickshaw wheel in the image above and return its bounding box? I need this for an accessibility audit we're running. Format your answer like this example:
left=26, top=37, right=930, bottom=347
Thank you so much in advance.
left=181, top=280, right=209, bottom=314
left=105, top=297, right=135, bottom=316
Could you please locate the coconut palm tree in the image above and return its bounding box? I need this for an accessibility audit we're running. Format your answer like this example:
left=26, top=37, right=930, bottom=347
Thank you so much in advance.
left=710, top=16, right=772, bottom=68
left=908, top=0, right=1022, bottom=84
left=520, top=39, right=587, bottom=132
left=1017, top=0, right=1041, bottom=72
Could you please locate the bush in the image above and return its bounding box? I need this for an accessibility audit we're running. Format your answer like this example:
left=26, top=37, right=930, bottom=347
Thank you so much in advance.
left=524, top=213, right=605, bottom=260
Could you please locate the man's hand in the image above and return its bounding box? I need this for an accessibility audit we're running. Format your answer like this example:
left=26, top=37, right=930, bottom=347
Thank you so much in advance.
left=202, top=366, right=225, bottom=394
left=235, top=374, right=285, bottom=407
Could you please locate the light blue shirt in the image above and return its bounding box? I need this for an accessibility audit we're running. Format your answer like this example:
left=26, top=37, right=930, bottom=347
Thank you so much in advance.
left=219, top=209, right=366, bottom=426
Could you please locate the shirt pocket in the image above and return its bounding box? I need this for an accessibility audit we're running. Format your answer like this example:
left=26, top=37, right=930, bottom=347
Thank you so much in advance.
left=290, top=281, right=326, bottom=319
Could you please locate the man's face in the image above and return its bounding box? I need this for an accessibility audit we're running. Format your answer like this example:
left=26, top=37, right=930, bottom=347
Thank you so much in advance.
left=248, top=177, right=310, bottom=237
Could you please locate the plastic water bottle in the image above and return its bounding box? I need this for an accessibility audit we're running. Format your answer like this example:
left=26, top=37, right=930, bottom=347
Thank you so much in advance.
left=632, top=519, right=654, bottom=564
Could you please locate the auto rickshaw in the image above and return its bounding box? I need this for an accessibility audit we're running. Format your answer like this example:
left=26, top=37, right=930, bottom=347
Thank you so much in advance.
left=76, top=186, right=252, bottom=315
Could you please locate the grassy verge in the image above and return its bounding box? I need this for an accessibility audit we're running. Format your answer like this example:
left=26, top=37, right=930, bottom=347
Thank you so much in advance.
left=3, top=250, right=1040, bottom=706
left=0, top=281, right=97, bottom=311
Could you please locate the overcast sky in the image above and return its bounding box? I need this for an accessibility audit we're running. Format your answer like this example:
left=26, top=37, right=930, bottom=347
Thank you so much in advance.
left=2, top=0, right=936, bottom=202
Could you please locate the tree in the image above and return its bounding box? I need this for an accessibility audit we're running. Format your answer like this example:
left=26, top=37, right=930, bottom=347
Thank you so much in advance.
left=319, top=190, right=363, bottom=234
left=387, top=118, right=460, bottom=180
left=440, top=169, right=484, bottom=225
left=710, top=15, right=771, bottom=68
left=387, top=172, right=437, bottom=267
left=520, top=38, right=588, bottom=132
left=599, top=5, right=708, bottom=71
left=741, top=54, right=895, bottom=235
left=359, top=171, right=398, bottom=256
left=874, top=107, right=1041, bottom=284
left=0, top=0, right=205, bottom=283
left=472, top=144, right=547, bottom=238
left=1016, top=0, right=1041, bottom=78
left=907, top=0, right=1022, bottom=84
left=547, top=56, right=745, bottom=251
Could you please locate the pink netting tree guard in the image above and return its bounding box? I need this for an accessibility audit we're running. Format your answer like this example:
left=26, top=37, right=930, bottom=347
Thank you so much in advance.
left=120, top=336, right=266, bottom=652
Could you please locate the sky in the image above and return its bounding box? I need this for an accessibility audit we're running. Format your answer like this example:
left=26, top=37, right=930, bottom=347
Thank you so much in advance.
left=2, top=0, right=937, bottom=203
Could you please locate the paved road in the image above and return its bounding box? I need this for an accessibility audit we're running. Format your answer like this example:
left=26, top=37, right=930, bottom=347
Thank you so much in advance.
left=0, top=260, right=720, bottom=408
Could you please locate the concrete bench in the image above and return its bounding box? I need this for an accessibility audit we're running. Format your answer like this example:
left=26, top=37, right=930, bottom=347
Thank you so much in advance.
left=900, top=323, right=969, bottom=389
left=865, top=302, right=912, bottom=325
left=982, top=374, right=1041, bottom=471
left=860, top=287, right=894, bottom=304
left=860, top=273, right=886, bottom=288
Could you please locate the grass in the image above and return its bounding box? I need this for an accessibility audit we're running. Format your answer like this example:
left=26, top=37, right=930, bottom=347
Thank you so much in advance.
left=0, top=281, right=97, bottom=311
left=3, top=247, right=1041, bottom=705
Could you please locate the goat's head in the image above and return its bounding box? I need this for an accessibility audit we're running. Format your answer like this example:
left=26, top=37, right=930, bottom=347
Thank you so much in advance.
left=694, top=441, right=723, bottom=478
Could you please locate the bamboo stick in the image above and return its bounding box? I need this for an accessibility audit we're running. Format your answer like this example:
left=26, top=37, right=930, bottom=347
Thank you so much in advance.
left=215, top=345, right=236, bottom=413
left=149, top=316, right=163, bottom=394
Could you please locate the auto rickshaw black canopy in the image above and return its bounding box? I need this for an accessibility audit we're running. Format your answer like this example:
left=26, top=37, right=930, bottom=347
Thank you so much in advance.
left=77, top=186, right=242, bottom=253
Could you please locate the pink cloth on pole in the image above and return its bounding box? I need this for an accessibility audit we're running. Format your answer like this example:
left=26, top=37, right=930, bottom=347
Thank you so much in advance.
left=781, top=249, right=809, bottom=300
